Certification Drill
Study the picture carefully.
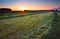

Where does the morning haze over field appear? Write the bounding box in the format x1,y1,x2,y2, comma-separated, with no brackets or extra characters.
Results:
0,0,60,10
0,0,60,39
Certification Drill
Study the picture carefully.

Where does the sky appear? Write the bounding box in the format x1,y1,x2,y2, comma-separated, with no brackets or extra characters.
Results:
0,0,60,10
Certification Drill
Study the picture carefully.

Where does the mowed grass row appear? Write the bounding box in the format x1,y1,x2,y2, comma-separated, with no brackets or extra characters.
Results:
0,12,53,39
20,13,54,39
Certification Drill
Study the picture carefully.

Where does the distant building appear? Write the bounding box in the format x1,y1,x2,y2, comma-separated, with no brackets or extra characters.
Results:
0,8,11,11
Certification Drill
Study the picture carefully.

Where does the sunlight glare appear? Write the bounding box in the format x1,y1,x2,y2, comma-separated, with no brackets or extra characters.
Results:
19,7,25,11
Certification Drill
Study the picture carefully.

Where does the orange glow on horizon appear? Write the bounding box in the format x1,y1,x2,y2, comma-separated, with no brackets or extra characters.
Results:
8,5,55,10
11,7,53,10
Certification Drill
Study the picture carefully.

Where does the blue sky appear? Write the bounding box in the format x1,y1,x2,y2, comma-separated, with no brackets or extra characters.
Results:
0,0,60,10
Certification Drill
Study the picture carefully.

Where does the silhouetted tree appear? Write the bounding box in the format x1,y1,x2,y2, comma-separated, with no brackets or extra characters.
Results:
0,8,11,11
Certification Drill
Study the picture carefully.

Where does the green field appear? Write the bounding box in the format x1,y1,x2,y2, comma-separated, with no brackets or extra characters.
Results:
0,11,60,39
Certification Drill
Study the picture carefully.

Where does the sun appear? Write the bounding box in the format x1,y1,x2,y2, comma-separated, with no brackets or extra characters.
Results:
19,7,25,11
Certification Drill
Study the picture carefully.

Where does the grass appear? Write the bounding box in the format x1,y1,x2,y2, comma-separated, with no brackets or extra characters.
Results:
0,11,60,39
42,11,60,39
